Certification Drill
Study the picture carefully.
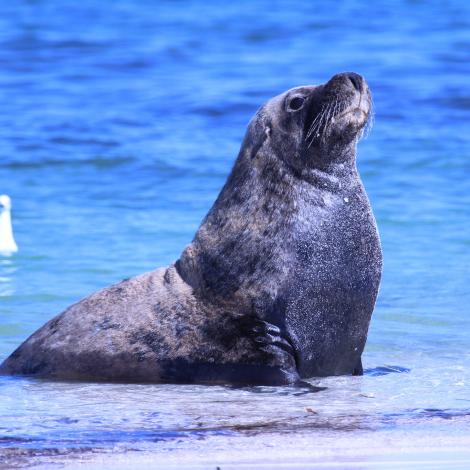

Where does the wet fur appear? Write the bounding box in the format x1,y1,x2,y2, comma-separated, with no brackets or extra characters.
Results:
0,73,382,385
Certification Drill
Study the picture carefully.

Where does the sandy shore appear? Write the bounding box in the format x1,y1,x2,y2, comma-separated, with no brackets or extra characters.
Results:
25,428,470,470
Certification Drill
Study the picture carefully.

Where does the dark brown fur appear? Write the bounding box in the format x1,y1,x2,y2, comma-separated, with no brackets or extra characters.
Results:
0,72,382,385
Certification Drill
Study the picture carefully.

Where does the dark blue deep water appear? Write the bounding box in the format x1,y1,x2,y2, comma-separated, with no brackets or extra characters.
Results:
0,1,469,468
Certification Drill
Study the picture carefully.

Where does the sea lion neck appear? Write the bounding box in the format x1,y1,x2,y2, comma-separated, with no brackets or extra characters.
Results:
310,139,357,168
295,140,358,189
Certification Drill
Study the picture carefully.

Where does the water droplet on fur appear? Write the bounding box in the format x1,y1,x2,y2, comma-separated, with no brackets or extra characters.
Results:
344,197,349,203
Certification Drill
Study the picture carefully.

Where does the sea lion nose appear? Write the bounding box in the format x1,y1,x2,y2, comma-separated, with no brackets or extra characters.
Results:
327,72,365,93
346,72,363,92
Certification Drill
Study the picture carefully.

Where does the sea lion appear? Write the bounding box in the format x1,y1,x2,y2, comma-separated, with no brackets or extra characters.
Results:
0,72,382,385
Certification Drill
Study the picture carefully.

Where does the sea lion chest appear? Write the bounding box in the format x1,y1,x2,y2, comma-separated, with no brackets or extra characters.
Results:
284,173,382,377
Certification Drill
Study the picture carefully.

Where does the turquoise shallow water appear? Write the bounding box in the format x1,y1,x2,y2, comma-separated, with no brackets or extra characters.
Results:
0,0,469,467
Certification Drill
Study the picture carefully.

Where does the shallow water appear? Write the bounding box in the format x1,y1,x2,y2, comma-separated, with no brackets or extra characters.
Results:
0,0,469,468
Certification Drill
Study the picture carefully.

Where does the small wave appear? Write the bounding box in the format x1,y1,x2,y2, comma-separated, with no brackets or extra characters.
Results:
2,36,110,53
1,156,135,170
436,96,470,110
48,136,119,148
381,408,470,426
365,365,411,377
190,102,256,118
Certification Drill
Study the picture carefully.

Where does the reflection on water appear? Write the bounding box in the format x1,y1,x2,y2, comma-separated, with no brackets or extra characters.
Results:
0,0,470,467
0,258,17,297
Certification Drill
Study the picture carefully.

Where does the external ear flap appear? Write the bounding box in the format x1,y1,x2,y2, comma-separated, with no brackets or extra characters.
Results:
240,109,271,161
250,126,270,159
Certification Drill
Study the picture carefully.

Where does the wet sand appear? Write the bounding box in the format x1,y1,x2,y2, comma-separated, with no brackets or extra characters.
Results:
7,426,469,470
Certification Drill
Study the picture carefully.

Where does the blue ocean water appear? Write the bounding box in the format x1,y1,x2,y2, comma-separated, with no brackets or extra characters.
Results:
0,0,469,467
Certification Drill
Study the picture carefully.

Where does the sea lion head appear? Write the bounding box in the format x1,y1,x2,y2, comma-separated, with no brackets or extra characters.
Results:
247,72,372,172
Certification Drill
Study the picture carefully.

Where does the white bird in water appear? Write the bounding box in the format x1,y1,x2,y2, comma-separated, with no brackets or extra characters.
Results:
0,195,18,255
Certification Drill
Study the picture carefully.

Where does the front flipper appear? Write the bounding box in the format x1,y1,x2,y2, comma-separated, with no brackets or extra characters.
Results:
250,319,300,385
353,356,363,376
156,317,299,386
253,321,295,356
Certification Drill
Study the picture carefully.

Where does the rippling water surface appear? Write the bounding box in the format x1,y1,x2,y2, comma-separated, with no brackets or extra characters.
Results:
0,1,469,468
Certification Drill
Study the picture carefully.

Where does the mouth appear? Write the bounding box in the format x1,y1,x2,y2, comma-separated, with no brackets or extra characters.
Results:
305,103,369,148
333,104,369,123
304,94,371,149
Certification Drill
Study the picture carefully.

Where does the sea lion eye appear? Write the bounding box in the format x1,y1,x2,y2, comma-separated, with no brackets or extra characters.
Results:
288,96,305,111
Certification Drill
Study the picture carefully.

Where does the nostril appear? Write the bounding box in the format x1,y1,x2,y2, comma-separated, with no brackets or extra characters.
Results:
347,73,362,92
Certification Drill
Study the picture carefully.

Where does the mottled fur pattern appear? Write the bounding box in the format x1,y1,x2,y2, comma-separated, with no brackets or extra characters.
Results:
0,72,382,385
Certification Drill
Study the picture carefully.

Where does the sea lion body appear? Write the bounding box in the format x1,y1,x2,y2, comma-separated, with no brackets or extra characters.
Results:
1,72,382,385
2,267,296,384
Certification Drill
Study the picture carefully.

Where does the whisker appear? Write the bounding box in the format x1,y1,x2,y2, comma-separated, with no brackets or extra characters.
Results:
321,100,337,144
306,115,324,146
318,107,331,144
318,101,334,144
307,103,331,148
360,95,375,141
306,106,325,139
